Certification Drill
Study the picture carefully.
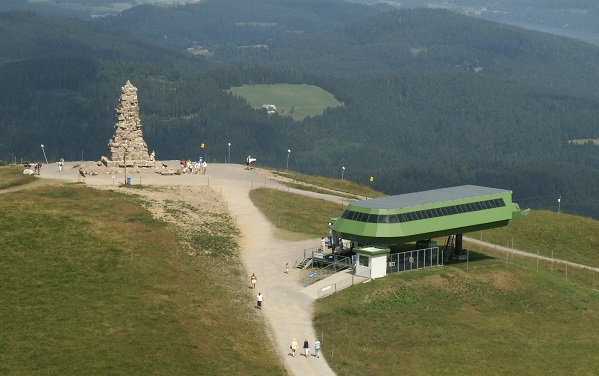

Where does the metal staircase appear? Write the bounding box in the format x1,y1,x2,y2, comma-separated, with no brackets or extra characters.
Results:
444,235,455,263
296,258,313,269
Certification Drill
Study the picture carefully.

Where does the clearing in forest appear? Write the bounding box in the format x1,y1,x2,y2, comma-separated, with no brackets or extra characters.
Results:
229,83,343,121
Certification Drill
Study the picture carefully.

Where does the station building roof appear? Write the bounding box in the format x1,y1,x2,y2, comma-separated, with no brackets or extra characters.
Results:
331,185,527,246
351,185,510,211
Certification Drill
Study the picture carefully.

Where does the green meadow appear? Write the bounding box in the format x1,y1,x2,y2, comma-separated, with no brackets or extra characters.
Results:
229,83,342,121
0,178,283,375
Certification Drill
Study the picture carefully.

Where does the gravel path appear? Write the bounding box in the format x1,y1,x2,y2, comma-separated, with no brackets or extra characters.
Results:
39,161,336,376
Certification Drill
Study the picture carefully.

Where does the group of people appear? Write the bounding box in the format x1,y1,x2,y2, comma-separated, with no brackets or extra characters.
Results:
33,162,42,175
290,338,321,358
251,273,322,359
180,159,207,174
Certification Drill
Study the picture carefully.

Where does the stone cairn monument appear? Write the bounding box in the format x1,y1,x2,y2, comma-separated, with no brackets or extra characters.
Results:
102,80,153,168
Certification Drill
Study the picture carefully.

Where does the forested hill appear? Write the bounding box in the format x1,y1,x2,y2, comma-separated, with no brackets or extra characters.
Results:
0,11,206,69
219,8,599,98
97,0,385,48
2,8,599,218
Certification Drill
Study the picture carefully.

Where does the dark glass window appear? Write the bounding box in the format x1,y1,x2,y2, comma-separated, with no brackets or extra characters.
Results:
367,214,378,223
355,212,364,222
398,214,407,222
486,200,497,208
441,207,449,216
341,210,349,218
389,214,400,223
480,201,488,209
475,202,484,210
456,205,464,213
378,215,389,223
426,209,434,218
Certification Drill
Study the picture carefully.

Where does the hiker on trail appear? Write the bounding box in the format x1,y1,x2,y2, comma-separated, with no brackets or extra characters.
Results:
251,273,257,289
303,339,310,357
314,339,321,358
256,292,263,309
290,339,298,357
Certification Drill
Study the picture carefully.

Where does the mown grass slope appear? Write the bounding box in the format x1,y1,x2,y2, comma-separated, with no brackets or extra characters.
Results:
0,184,283,375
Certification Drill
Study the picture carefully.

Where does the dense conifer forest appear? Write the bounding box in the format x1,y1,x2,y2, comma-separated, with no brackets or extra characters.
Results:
1,3,599,218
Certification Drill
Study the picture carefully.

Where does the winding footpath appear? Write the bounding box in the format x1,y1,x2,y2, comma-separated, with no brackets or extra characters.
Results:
39,161,336,376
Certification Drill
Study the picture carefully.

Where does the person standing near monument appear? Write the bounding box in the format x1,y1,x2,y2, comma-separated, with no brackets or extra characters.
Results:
251,273,257,289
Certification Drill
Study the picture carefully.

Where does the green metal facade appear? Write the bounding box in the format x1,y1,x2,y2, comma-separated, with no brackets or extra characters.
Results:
331,185,526,246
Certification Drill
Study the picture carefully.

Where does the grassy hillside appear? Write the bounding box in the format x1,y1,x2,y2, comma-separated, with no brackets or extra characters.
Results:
0,183,283,375
313,262,599,375
229,84,342,121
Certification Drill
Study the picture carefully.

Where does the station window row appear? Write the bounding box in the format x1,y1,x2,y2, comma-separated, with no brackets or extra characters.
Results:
339,198,506,224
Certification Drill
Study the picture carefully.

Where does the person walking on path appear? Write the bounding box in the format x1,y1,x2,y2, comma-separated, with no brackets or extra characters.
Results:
256,292,263,309
285,262,289,274
290,339,298,357
314,339,321,358
251,273,257,289
303,339,310,358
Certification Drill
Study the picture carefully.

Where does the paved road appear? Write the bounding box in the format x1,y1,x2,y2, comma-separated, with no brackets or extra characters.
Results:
39,161,337,376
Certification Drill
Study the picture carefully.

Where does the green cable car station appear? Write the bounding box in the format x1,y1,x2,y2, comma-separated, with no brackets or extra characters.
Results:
328,185,529,279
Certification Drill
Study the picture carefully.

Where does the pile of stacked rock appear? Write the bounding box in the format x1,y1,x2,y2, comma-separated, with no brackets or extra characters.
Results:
102,80,153,168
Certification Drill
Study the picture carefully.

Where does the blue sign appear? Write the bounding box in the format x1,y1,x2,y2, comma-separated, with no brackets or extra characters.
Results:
308,272,317,278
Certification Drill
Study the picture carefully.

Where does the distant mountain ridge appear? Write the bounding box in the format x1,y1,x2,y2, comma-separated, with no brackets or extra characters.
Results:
1,7,599,218
219,9,599,97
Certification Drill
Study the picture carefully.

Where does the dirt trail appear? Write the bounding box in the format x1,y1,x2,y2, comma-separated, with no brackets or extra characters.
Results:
37,161,336,376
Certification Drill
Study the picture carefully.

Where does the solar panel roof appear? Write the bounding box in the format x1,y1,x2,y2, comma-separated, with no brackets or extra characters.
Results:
350,185,510,210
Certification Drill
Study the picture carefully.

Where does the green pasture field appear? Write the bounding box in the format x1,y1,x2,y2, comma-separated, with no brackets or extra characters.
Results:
270,169,384,200
229,84,342,121
249,186,599,375
249,187,344,240
0,184,283,375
